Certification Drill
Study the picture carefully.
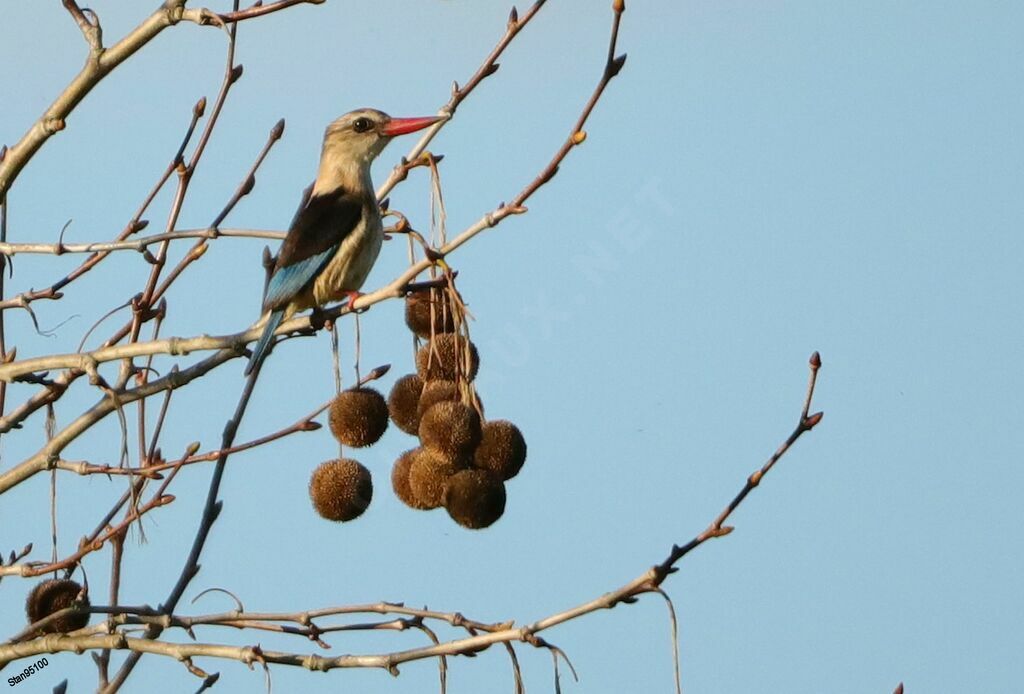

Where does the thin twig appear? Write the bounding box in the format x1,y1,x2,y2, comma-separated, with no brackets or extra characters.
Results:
0,0,625,501
104,354,264,691
652,587,682,694
109,119,285,351
0,193,7,418
0,229,286,258
0,98,205,313
0,98,208,437
375,0,548,201
217,0,326,24
0,1,621,383
0,348,239,494
127,14,243,351
0,490,174,578
62,0,103,52
0,2,192,196
3,344,821,672
651,353,824,583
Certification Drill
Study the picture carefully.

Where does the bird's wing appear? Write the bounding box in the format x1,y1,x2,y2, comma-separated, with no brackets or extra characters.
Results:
263,185,364,311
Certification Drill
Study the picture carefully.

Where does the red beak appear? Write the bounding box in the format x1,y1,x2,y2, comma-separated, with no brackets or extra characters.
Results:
381,115,443,137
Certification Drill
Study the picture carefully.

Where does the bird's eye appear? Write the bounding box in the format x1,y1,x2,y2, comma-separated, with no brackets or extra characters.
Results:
352,117,372,133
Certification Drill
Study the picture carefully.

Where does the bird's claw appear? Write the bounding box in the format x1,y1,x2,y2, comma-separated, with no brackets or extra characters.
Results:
309,307,328,330
345,290,366,313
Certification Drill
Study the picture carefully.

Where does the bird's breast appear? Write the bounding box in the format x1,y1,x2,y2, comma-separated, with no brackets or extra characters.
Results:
311,205,383,306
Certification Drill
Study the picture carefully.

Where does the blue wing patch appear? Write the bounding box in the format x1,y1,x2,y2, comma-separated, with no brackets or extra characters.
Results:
246,309,284,375
263,246,337,311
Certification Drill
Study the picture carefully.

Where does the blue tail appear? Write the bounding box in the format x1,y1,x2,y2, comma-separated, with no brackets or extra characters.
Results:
246,310,284,375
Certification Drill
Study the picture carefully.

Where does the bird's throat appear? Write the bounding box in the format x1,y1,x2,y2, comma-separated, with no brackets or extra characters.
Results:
313,147,374,198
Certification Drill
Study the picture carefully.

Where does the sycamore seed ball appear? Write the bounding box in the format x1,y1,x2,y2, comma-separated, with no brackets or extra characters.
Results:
388,373,424,435
474,420,527,481
417,381,484,420
405,289,456,339
415,334,480,382
329,387,389,448
443,469,506,529
408,448,466,509
392,448,433,510
309,459,372,521
418,401,482,462
417,380,458,418
26,579,89,633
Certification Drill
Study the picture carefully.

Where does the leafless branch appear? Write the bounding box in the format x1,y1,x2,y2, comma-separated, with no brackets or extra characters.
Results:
0,97,206,313
217,0,327,24
59,364,388,478
0,2,227,197
1,353,823,680
62,0,103,53
0,3,810,692
0,0,625,389
0,347,238,494
0,229,286,258
375,0,548,200
0,442,199,579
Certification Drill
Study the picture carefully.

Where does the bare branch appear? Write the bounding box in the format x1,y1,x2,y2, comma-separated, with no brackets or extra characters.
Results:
0,443,199,579
1,353,823,680
0,184,8,419
0,278,437,383
375,0,548,200
62,0,103,53
0,98,203,312
0,0,624,384
217,0,327,24
0,348,239,494
0,2,190,196
0,229,286,258
0,491,174,579
0,4,708,693
73,364,387,478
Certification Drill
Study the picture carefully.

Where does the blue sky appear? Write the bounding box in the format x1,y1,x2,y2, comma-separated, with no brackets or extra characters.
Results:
2,1,1023,692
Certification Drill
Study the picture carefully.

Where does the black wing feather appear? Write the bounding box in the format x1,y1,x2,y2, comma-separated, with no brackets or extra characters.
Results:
261,185,364,312
275,184,364,270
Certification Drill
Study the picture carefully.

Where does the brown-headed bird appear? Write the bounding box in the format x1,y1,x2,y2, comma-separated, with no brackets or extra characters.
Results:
246,109,441,374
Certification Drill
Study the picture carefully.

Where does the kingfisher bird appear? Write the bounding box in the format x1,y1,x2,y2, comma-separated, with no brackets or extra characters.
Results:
246,108,442,374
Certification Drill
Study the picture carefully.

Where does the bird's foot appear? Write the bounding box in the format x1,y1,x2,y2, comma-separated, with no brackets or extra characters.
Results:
344,290,365,313
309,307,328,331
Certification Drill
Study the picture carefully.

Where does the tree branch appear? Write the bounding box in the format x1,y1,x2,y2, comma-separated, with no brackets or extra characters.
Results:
0,0,625,385
217,0,326,24
0,347,239,494
0,229,286,258
0,2,189,197
62,0,103,53
375,0,548,201
0,97,207,315
0,352,823,673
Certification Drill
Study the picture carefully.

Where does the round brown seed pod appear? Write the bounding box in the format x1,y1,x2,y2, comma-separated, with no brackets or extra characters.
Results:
408,448,466,509
418,400,482,462
309,459,372,521
329,387,389,448
417,380,459,419
392,448,433,510
388,374,425,435
405,289,456,339
415,334,479,382
474,420,527,480
443,469,506,529
26,579,89,633
417,381,484,420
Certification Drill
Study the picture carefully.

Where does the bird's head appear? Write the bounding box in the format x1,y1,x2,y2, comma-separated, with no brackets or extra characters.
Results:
317,109,442,192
